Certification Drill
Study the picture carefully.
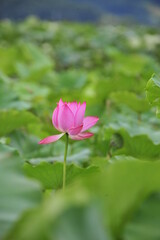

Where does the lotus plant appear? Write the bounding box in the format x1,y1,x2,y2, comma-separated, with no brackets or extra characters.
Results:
39,99,99,190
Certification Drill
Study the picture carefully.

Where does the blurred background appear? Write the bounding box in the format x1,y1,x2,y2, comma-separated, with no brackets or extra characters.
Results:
1,1,160,240
0,0,160,25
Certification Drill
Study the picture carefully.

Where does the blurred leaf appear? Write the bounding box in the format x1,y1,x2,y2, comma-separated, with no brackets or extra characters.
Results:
124,193,160,240
56,70,87,90
0,79,30,110
13,81,50,102
15,43,53,82
5,185,91,240
0,144,42,239
110,91,149,113
29,148,91,165
90,157,109,169
52,204,108,240
110,53,151,75
0,110,40,136
104,159,160,239
0,47,17,75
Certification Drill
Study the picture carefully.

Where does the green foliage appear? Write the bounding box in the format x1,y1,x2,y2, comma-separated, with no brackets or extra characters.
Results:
0,144,42,239
110,91,149,113
5,186,109,240
104,159,160,239
146,74,160,118
0,18,160,240
24,162,98,190
124,194,160,240
146,74,160,106
0,110,40,136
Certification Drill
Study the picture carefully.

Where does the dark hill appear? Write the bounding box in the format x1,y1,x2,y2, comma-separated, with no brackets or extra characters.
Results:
0,0,160,25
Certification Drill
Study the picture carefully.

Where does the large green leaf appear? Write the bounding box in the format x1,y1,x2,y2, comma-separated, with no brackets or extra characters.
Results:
105,124,160,160
24,162,98,190
0,144,42,239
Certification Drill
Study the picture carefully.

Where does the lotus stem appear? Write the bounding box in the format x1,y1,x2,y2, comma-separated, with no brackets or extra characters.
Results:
63,133,69,190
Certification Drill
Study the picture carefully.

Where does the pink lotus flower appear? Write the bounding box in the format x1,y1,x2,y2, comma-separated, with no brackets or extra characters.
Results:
39,99,99,144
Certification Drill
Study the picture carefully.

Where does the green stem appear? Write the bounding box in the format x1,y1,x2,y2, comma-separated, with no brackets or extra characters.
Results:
63,133,69,191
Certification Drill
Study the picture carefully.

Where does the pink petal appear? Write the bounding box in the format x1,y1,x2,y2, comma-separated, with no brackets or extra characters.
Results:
68,101,78,115
81,116,99,132
58,104,74,132
38,133,64,144
52,106,59,130
68,125,83,135
58,98,64,107
52,99,64,130
69,132,93,140
74,102,86,127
